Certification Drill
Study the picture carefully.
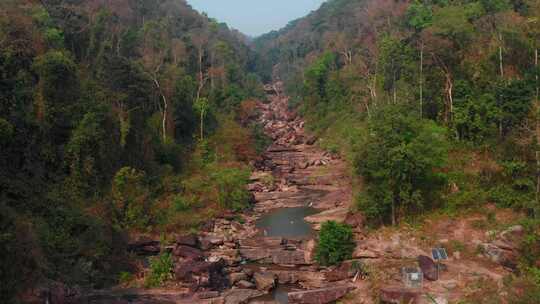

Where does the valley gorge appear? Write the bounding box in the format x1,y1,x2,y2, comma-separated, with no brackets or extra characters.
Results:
2,1,540,304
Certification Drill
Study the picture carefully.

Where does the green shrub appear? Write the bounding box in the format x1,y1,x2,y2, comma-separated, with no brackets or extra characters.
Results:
111,167,150,229
489,185,532,209
0,118,14,144
356,104,448,225
508,274,540,304
315,221,355,266
144,252,173,288
519,219,540,267
250,123,272,154
118,271,133,284
172,195,192,212
211,166,251,211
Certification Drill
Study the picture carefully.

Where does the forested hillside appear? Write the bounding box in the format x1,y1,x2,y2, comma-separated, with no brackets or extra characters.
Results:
254,0,540,301
3,0,540,302
0,0,265,301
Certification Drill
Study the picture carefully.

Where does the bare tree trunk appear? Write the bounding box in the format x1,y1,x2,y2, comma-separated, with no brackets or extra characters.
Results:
341,50,352,65
198,48,204,91
420,42,424,118
433,54,453,124
391,196,396,226
153,78,168,142
392,58,397,104
533,48,540,218
162,96,168,142
200,109,204,141
533,149,540,218
499,33,504,78
364,97,371,119
534,49,539,107
210,51,215,90
447,75,453,123
443,73,453,124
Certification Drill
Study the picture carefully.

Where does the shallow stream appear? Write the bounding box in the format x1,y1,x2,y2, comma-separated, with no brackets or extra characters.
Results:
255,206,318,238
253,206,319,303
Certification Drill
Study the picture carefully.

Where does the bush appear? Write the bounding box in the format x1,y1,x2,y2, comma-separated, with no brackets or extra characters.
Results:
250,123,272,154
172,195,192,212
211,166,251,211
111,167,150,229
315,221,355,266
144,252,173,288
356,105,448,225
118,271,133,284
508,274,540,304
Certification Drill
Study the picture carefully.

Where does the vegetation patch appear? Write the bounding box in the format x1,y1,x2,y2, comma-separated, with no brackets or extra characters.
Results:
316,221,355,266
144,252,173,288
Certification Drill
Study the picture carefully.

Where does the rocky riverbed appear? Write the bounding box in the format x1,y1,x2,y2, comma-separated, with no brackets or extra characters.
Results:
28,83,526,304
42,82,358,304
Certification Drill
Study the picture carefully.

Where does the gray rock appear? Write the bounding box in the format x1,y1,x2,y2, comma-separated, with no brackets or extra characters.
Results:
176,234,198,248
229,272,248,284
200,236,225,250
270,249,307,265
379,286,420,304
243,268,255,277
236,280,256,289
288,285,355,304
173,245,204,260
344,212,364,229
239,248,270,261
418,255,438,281
198,291,220,299
253,272,276,292
223,289,263,304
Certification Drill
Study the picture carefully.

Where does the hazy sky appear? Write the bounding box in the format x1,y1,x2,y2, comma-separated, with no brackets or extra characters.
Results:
187,0,327,37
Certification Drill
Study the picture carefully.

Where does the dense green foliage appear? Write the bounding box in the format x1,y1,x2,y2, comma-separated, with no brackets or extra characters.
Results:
255,0,540,299
3,0,540,301
315,221,355,266
357,105,449,225
255,0,540,218
0,0,262,301
144,252,174,288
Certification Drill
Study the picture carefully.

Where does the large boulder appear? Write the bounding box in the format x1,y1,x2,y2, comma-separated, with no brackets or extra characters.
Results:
127,236,160,256
418,255,438,281
379,287,421,304
325,262,356,282
28,281,81,304
303,239,317,264
253,272,276,292
197,291,220,299
236,280,256,289
174,259,229,291
480,243,519,270
223,289,263,304
344,212,364,229
481,225,524,271
270,249,308,265
176,234,199,248
173,245,204,260
200,236,225,251
306,136,317,146
239,248,270,262
229,272,248,284
352,247,379,259
288,286,355,304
